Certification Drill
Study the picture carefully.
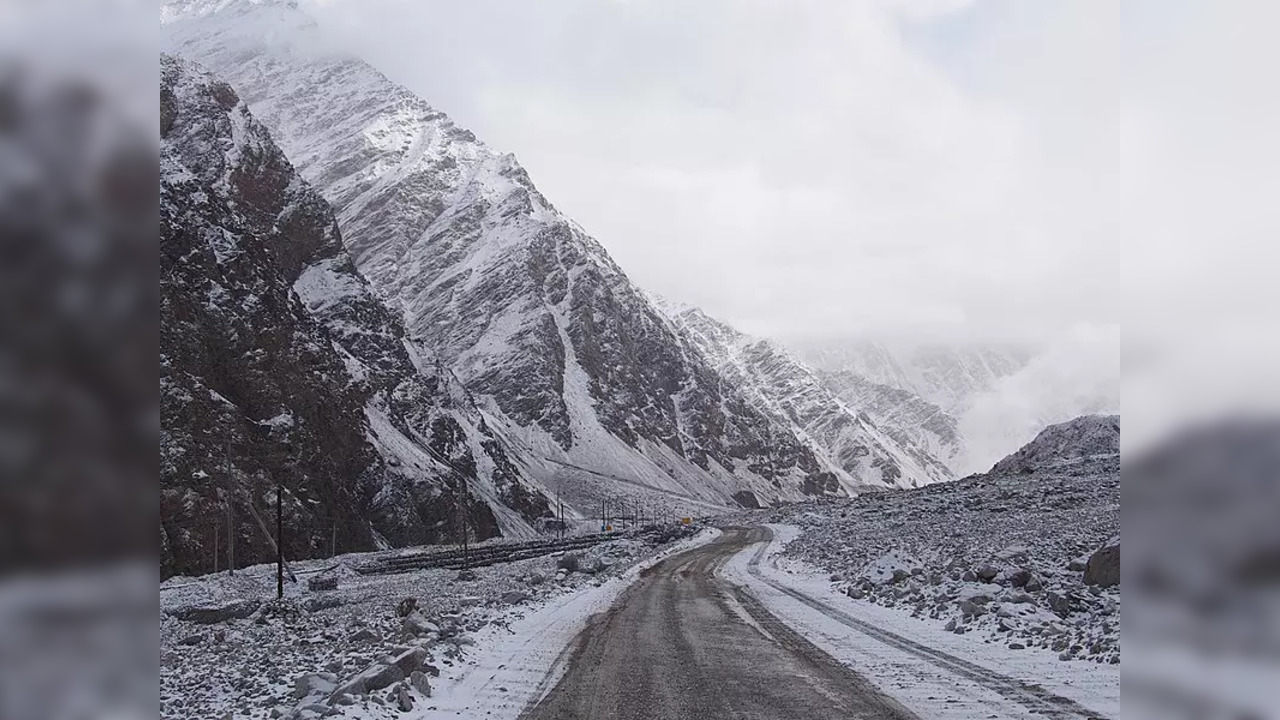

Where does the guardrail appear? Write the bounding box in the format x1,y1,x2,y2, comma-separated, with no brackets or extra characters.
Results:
354,531,625,575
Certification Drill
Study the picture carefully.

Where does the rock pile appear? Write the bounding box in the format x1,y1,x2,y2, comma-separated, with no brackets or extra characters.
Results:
765,418,1120,664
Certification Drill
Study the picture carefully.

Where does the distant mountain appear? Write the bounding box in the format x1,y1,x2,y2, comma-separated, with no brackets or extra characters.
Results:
162,0,848,513
987,414,1120,476
656,302,954,489
160,55,553,577
792,338,1032,416
815,369,963,472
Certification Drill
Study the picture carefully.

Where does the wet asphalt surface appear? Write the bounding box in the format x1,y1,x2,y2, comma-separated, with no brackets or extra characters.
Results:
519,526,920,720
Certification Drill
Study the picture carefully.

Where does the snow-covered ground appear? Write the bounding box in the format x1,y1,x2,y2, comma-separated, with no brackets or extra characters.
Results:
722,525,1119,719
159,527,714,720
743,447,1120,667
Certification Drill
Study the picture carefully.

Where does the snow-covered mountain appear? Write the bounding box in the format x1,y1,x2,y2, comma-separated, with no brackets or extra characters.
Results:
162,0,850,513
815,369,963,472
793,335,1118,474
656,302,953,489
793,338,1032,416
161,55,554,577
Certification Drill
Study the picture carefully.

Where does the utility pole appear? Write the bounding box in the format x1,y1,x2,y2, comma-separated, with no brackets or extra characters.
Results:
276,479,283,600
224,441,235,575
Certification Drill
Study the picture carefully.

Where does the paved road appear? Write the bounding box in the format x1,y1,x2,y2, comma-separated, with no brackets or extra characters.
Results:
519,526,920,720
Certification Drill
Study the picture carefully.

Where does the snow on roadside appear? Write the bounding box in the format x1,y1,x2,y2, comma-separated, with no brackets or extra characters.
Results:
721,525,1119,720
160,527,716,720
419,527,722,719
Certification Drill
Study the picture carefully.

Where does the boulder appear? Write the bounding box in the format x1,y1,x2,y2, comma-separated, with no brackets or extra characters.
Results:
331,663,404,701
1083,540,1120,587
409,670,432,697
975,564,1001,582
527,572,546,586
292,673,337,700
557,553,581,573
396,684,414,712
1046,591,1074,616
307,575,338,592
1006,569,1032,588
395,597,417,617
304,595,344,612
349,627,378,644
501,590,531,605
959,600,987,617
400,611,438,637
391,647,429,676
171,599,261,624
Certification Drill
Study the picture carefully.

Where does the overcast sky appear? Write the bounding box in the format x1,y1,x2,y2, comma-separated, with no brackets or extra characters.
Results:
302,0,1274,349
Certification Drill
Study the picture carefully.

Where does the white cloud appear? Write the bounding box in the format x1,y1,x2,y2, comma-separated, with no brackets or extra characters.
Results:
299,0,1276,355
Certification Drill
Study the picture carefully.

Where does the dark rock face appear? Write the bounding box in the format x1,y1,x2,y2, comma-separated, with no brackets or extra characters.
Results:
161,55,381,577
732,491,763,509
160,56,550,578
1083,539,1120,587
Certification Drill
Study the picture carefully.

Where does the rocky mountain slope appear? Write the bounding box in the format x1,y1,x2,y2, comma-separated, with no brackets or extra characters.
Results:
161,55,554,578
988,414,1120,475
793,338,1031,416
657,301,953,489
816,369,963,472
162,0,854,511
758,414,1121,665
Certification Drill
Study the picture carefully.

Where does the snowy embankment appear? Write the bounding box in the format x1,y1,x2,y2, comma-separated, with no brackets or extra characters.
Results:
160,527,718,720
721,525,1119,720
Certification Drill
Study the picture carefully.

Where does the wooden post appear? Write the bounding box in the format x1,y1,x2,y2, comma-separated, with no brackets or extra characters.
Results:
276,480,283,600
225,441,235,575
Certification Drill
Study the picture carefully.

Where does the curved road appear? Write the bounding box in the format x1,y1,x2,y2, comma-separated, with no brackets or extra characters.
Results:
519,526,920,720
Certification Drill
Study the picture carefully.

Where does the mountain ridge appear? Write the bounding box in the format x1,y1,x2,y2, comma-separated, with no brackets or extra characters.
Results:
162,0,909,514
